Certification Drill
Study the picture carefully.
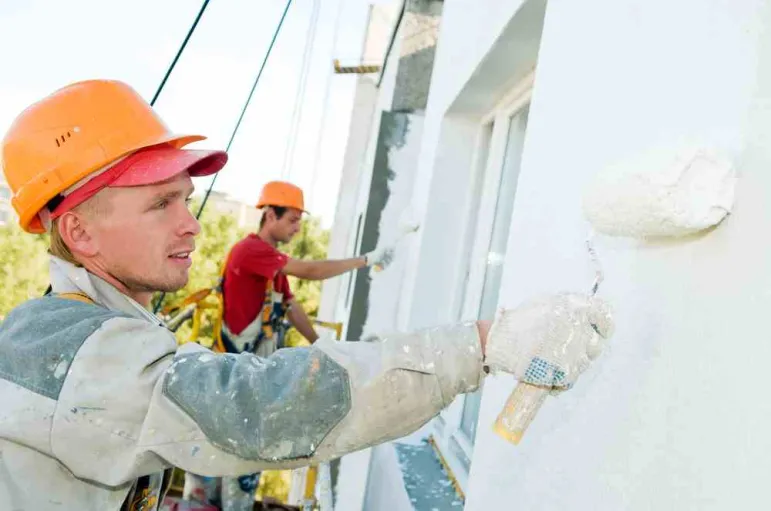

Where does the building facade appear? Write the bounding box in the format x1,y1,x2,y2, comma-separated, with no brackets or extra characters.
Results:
321,0,771,509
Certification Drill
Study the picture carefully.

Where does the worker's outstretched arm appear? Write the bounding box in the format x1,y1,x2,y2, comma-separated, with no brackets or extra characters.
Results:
282,256,366,280
282,243,397,280
49,314,485,483
286,298,319,343
50,293,610,485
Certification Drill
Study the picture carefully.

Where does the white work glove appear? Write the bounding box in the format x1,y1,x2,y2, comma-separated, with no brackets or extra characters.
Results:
483,292,614,391
363,245,396,270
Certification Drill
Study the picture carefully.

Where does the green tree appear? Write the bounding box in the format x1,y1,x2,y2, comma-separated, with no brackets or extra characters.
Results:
0,223,50,319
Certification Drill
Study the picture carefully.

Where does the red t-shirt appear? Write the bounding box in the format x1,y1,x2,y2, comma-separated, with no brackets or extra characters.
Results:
222,234,294,335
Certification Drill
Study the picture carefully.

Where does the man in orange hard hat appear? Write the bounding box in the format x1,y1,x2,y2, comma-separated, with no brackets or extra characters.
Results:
0,79,613,511
222,180,395,353
183,180,398,509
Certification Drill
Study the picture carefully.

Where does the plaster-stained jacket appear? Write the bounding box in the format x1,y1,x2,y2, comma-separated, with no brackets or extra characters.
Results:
0,257,483,510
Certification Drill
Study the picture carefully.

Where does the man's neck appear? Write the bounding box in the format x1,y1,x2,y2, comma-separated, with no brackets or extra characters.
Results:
80,261,152,309
127,290,153,309
257,228,278,247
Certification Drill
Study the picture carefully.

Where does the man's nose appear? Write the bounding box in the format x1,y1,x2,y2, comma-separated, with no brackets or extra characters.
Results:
180,206,201,237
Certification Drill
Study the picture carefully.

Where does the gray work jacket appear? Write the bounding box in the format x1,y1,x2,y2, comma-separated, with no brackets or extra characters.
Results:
0,257,483,510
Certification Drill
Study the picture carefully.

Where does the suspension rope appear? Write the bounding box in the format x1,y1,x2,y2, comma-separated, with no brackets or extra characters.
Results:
151,0,212,106
153,0,294,314
194,0,293,222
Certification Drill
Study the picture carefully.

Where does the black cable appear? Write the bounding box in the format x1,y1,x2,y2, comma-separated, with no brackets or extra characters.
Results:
195,0,293,221
153,0,293,314
43,0,212,298
151,0,212,106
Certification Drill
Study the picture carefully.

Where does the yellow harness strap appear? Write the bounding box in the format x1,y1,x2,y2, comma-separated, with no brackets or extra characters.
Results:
55,292,96,305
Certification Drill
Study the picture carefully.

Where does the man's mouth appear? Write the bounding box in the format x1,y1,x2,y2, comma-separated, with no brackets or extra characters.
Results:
168,249,194,265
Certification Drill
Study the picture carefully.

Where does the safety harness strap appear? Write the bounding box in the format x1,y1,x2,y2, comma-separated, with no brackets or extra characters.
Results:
55,292,96,305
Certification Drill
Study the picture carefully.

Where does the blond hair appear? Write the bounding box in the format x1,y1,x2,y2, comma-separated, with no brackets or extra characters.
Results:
48,218,82,267
46,192,109,267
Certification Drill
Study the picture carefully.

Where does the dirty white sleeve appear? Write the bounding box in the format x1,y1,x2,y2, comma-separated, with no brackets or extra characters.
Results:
51,318,483,483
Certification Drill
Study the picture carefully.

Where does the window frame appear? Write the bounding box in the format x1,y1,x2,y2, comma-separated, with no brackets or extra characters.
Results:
431,71,535,488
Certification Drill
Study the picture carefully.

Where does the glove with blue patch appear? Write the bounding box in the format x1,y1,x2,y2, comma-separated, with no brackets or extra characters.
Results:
483,292,614,391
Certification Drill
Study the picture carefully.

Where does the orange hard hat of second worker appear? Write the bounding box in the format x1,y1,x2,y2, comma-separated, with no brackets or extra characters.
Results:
1,79,228,233
256,181,306,212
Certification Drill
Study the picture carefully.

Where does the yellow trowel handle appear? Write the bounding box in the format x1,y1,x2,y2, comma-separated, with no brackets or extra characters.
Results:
493,382,550,445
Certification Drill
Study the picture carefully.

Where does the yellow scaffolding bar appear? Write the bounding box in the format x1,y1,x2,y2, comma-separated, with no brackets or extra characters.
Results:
333,59,381,74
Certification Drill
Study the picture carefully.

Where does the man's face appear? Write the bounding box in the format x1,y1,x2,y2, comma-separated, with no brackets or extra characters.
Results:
269,207,303,243
83,172,200,294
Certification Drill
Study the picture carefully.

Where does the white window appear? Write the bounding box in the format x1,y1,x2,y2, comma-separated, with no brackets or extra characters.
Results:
0,185,10,201
432,73,533,486
459,104,529,443
477,106,529,321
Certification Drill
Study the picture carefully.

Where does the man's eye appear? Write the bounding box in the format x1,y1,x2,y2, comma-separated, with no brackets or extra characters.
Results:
156,200,168,210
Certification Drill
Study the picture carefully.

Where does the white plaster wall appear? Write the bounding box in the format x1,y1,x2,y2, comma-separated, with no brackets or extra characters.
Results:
362,3,403,63
361,113,424,340
464,0,771,509
423,0,530,115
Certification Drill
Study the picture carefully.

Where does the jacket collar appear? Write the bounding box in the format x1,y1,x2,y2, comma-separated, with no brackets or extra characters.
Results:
48,256,162,325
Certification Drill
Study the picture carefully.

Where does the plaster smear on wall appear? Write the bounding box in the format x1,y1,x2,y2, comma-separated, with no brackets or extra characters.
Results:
361,113,424,341
583,147,737,238
347,111,425,342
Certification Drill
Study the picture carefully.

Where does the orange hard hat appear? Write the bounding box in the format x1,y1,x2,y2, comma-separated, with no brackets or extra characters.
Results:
256,181,306,211
1,79,208,233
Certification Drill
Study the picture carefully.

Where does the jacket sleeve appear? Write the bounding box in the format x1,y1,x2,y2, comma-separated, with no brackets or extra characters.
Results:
51,317,483,484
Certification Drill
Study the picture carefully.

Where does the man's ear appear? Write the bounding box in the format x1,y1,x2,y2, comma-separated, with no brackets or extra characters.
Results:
58,212,99,258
